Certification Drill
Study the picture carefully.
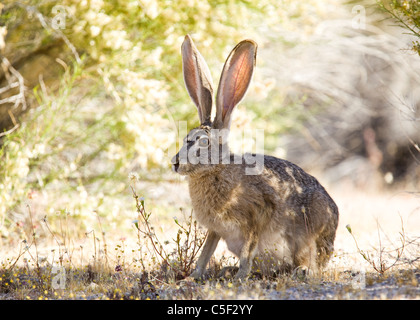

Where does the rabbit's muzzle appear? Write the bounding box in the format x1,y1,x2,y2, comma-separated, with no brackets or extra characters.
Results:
171,142,191,174
171,127,214,175
171,153,180,173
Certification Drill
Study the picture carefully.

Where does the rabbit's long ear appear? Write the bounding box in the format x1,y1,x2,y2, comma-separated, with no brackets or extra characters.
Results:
214,40,257,130
182,35,214,125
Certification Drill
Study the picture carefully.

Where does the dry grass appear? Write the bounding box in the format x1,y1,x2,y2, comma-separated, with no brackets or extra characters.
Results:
0,179,419,300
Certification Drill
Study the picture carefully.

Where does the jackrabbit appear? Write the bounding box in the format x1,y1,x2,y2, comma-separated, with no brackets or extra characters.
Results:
171,35,339,280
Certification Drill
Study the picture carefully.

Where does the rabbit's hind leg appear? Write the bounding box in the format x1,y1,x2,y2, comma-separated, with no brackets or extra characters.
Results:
315,225,337,269
293,238,319,276
308,191,339,270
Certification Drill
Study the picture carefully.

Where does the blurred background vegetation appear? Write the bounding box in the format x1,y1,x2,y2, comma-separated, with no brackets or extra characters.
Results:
379,0,420,54
0,0,419,242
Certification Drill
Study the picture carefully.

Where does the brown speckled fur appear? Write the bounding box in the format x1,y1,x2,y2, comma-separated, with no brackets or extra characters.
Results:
172,35,339,280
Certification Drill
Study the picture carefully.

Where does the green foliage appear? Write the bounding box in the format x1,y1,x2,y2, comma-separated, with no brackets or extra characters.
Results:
0,62,127,235
0,0,326,237
379,0,420,55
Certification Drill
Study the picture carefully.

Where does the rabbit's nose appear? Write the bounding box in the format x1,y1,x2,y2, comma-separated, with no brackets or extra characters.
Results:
171,154,179,165
171,154,180,172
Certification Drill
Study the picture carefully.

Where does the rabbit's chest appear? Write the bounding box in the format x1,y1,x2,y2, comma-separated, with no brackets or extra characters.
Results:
189,189,236,227
188,177,239,221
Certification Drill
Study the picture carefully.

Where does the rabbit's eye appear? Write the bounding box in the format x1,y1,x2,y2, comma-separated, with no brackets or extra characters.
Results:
198,136,209,147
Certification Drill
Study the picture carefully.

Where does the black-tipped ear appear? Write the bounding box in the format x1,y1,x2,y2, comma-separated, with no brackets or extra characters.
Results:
214,39,257,130
181,35,214,125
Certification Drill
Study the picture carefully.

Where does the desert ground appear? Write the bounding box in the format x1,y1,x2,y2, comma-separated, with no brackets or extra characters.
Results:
1,177,419,300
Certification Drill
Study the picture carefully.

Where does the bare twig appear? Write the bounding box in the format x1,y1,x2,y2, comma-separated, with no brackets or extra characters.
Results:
95,211,110,269
21,4,81,64
0,123,19,137
130,183,207,279
26,203,45,288
6,240,31,273
130,185,171,269
0,55,27,110
346,216,408,275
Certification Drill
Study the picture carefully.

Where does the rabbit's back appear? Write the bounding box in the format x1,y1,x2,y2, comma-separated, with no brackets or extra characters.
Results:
262,155,338,221
258,155,339,270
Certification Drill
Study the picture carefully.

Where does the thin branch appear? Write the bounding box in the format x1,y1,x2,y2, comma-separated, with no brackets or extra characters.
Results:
0,55,27,110
0,123,19,137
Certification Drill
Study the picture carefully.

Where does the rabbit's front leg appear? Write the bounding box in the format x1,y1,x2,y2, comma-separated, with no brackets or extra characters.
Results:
235,232,258,280
190,231,220,280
